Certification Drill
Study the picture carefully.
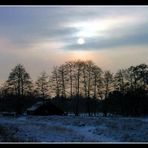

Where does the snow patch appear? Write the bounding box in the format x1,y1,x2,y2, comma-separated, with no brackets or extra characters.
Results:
0,115,148,142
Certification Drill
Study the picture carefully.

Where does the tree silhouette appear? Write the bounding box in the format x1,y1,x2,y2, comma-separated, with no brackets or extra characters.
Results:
35,71,50,98
0,61,147,117
103,71,113,99
6,64,32,96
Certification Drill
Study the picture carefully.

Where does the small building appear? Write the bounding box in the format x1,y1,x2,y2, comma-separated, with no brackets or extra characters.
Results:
26,101,64,116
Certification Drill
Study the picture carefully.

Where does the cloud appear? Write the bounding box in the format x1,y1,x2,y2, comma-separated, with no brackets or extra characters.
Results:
0,6,148,52
0,6,148,84
64,20,148,51
0,6,148,50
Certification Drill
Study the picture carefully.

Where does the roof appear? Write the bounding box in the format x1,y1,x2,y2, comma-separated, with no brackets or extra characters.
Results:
27,101,44,112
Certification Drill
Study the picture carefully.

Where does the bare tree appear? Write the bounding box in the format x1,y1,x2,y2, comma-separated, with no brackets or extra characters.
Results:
65,61,74,97
35,71,50,98
103,70,113,99
86,61,93,98
134,64,148,90
92,64,102,99
6,64,32,96
114,69,126,93
49,66,60,98
73,60,84,116
58,64,67,98
82,62,87,98
73,60,84,97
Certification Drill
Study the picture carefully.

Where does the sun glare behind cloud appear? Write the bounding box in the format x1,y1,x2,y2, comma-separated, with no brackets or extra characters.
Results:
77,37,85,45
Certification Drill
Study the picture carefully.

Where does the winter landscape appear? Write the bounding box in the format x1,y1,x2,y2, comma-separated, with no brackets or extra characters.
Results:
0,6,148,143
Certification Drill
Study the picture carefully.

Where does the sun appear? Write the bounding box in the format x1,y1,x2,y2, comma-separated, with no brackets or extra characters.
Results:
77,37,85,45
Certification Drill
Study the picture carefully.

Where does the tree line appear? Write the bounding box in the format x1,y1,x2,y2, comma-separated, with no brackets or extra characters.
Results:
0,60,148,116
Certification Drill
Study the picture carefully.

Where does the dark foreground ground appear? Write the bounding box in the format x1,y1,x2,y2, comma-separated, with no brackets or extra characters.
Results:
0,115,148,143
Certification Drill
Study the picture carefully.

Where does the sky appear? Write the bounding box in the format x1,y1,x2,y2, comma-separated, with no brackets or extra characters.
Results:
0,6,148,84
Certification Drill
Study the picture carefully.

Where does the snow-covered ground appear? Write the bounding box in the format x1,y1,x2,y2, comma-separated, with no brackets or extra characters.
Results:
0,115,148,143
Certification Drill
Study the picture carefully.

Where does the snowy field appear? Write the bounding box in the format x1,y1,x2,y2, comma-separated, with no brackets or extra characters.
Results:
0,115,148,143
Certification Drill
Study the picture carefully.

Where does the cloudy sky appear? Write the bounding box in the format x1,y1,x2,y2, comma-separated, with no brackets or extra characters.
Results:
0,6,148,84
